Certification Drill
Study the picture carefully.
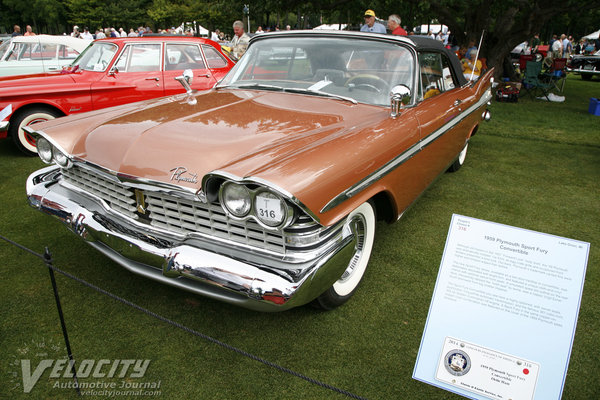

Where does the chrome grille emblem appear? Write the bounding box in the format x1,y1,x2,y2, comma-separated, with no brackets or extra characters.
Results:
170,166,198,184
135,189,147,214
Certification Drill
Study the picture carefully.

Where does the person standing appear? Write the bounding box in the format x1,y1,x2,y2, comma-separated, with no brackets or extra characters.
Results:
81,27,93,40
360,10,386,34
551,35,562,58
231,20,250,60
561,34,571,57
387,15,407,36
24,25,35,36
11,25,22,36
530,33,541,53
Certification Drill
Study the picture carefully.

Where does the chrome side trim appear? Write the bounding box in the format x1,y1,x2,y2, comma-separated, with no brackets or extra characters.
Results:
320,89,492,214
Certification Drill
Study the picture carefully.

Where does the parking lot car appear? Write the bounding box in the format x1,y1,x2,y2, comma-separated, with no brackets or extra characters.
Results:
26,31,493,311
0,36,234,155
567,49,600,80
0,35,91,77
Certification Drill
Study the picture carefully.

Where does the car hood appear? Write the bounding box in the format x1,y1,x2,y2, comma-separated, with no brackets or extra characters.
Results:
36,89,389,218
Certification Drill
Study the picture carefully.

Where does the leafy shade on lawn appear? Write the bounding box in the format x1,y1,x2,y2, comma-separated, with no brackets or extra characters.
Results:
0,75,598,399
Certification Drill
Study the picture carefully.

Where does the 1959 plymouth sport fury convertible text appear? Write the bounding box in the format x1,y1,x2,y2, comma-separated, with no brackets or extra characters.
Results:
26,31,493,311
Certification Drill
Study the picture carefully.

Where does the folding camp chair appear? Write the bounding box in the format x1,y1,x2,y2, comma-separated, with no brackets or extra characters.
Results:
543,58,568,92
518,54,533,73
521,61,553,101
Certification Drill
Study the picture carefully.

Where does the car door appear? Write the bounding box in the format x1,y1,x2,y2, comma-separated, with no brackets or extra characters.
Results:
413,51,471,180
91,42,164,109
163,43,217,95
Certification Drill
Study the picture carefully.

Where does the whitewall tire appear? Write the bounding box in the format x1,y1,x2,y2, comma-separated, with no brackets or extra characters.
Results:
10,108,61,156
314,201,376,309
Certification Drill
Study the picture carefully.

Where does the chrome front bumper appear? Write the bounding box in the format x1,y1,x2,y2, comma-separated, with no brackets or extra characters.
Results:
27,166,356,311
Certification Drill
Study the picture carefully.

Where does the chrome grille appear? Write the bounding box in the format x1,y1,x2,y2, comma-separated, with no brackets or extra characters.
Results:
145,192,286,253
62,167,137,219
59,165,323,255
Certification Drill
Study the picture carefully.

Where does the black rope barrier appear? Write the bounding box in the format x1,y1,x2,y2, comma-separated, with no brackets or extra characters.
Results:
0,234,368,400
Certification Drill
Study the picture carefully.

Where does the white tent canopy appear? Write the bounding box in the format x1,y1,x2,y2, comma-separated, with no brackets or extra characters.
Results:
313,24,347,30
176,22,209,36
583,30,599,40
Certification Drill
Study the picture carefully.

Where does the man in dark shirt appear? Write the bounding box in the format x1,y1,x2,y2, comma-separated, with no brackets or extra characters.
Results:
11,25,22,37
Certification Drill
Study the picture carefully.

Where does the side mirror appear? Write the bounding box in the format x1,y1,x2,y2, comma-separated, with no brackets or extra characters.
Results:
175,69,194,94
390,84,411,119
108,66,119,76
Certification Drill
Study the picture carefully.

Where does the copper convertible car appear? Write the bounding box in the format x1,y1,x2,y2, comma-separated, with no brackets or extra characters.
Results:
26,31,493,311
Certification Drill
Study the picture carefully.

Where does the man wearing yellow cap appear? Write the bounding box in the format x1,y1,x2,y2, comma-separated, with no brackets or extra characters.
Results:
360,9,386,33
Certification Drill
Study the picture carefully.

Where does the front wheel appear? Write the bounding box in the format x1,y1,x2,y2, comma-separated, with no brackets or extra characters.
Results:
581,73,593,81
9,107,61,156
314,201,376,310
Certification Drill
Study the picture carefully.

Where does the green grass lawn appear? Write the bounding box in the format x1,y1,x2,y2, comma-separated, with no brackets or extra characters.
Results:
1,75,598,399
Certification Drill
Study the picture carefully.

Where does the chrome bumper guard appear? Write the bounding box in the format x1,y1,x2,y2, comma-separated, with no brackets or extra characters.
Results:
0,120,9,132
27,166,356,311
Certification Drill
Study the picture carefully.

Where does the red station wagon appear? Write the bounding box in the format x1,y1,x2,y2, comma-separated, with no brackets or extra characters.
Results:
0,36,234,155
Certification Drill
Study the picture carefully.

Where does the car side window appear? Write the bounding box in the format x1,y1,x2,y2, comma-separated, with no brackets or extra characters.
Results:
441,55,458,90
165,44,206,71
7,43,37,61
115,44,161,72
202,45,228,68
418,52,444,100
58,45,81,60
418,52,459,101
35,43,57,60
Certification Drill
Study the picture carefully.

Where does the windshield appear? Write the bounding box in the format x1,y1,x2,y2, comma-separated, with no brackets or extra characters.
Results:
218,36,414,106
71,42,118,71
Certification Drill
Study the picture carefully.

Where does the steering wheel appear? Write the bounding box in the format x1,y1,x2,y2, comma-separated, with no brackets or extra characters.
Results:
345,74,389,93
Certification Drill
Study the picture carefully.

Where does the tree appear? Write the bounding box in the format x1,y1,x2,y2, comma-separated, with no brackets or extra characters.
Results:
426,0,600,78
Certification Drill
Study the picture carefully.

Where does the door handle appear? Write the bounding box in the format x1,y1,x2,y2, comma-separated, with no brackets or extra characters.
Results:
453,99,462,106
145,77,160,81
197,74,210,78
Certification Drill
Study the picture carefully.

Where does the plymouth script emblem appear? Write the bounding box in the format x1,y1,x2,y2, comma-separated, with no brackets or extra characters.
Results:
170,167,199,184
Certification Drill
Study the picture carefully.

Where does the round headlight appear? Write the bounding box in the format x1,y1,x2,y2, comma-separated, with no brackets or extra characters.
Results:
54,151,71,168
221,182,251,217
37,137,53,163
254,191,286,227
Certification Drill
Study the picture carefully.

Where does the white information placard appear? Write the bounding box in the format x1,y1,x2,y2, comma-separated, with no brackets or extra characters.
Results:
413,215,589,400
